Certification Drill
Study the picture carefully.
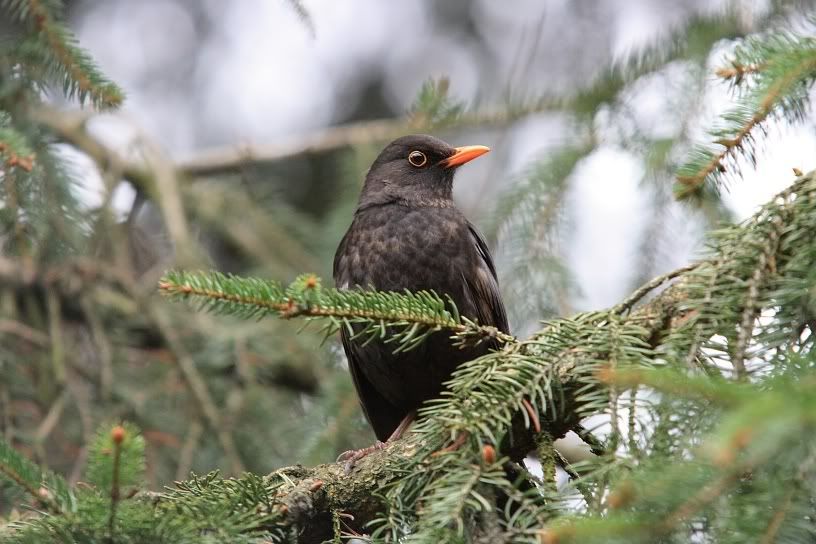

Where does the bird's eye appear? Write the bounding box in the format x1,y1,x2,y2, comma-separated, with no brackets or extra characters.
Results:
408,150,427,167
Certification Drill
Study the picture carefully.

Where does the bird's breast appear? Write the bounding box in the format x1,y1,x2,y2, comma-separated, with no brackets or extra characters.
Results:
340,206,470,294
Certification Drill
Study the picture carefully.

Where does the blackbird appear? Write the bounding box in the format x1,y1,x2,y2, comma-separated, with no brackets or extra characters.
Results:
334,134,509,450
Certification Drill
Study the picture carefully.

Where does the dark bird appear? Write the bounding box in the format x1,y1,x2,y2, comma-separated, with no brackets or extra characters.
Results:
333,134,509,456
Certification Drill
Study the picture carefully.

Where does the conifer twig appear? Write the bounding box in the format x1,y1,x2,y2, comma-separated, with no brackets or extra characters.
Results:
107,426,125,542
676,37,816,197
573,423,606,457
613,262,701,315
0,440,63,513
147,306,246,475
759,487,795,544
715,62,763,81
0,138,35,171
26,0,123,108
158,271,517,347
732,202,786,379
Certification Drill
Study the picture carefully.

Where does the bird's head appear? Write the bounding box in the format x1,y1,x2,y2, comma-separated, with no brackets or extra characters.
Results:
357,134,489,209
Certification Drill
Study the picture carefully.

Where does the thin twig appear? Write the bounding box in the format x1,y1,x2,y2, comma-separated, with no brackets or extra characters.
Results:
28,108,153,192
535,431,557,495
0,386,10,442
0,319,49,345
627,387,639,458
677,56,816,192
107,428,123,542
38,101,558,182
176,104,557,176
45,289,66,386
759,487,795,544
147,306,245,474
554,449,594,506
613,262,701,315
573,423,606,457
175,420,203,481
80,295,114,400
715,62,764,81
654,469,742,535
732,206,786,380
34,390,68,445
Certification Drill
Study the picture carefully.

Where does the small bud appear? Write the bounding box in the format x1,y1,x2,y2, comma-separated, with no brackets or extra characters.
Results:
731,427,753,450
481,444,496,465
595,364,615,383
711,446,735,468
37,487,52,500
304,275,318,289
607,480,635,509
539,529,559,544
17,156,34,172
111,425,126,445
793,167,803,177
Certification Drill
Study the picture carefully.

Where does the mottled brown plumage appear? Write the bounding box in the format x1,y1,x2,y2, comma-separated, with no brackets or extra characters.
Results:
333,135,509,442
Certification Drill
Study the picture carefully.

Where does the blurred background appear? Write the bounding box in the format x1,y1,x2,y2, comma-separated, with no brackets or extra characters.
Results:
2,0,815,504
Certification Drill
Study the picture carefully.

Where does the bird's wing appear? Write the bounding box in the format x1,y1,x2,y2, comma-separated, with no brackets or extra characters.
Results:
463,221,510,334
334,228,404,441
339,328,405,441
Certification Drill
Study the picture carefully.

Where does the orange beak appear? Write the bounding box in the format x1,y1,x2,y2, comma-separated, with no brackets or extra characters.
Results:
442,145,490,168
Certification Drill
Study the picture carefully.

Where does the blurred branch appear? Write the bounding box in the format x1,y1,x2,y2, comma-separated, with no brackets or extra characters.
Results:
676,33,816,198
37,101,558,181
177,117,408,176
145,305,245,475
30,107,193,253
28,108,153,192
715,62,763,81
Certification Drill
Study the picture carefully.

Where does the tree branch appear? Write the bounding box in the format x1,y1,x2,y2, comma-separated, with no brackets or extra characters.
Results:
210,263,701,542
34,103,558,181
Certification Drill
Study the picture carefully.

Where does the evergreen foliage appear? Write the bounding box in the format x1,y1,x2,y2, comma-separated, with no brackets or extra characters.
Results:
2,1,816,543
677,30,816,198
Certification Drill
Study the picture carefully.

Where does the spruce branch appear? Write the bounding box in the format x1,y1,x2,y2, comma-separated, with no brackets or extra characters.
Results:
0,436,71,514
759,487,795,544
176,103,557,177
107,426,125,542
612,262,702,315
158,270,517,349
5,169,816,542
9,0,124,108
147,170,816,541
715,62,763,83
676,32,816,198
0,127,35,172
731,198,786,379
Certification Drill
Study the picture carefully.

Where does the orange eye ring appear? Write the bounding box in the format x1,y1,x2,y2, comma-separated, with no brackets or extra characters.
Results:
408,150,427,167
